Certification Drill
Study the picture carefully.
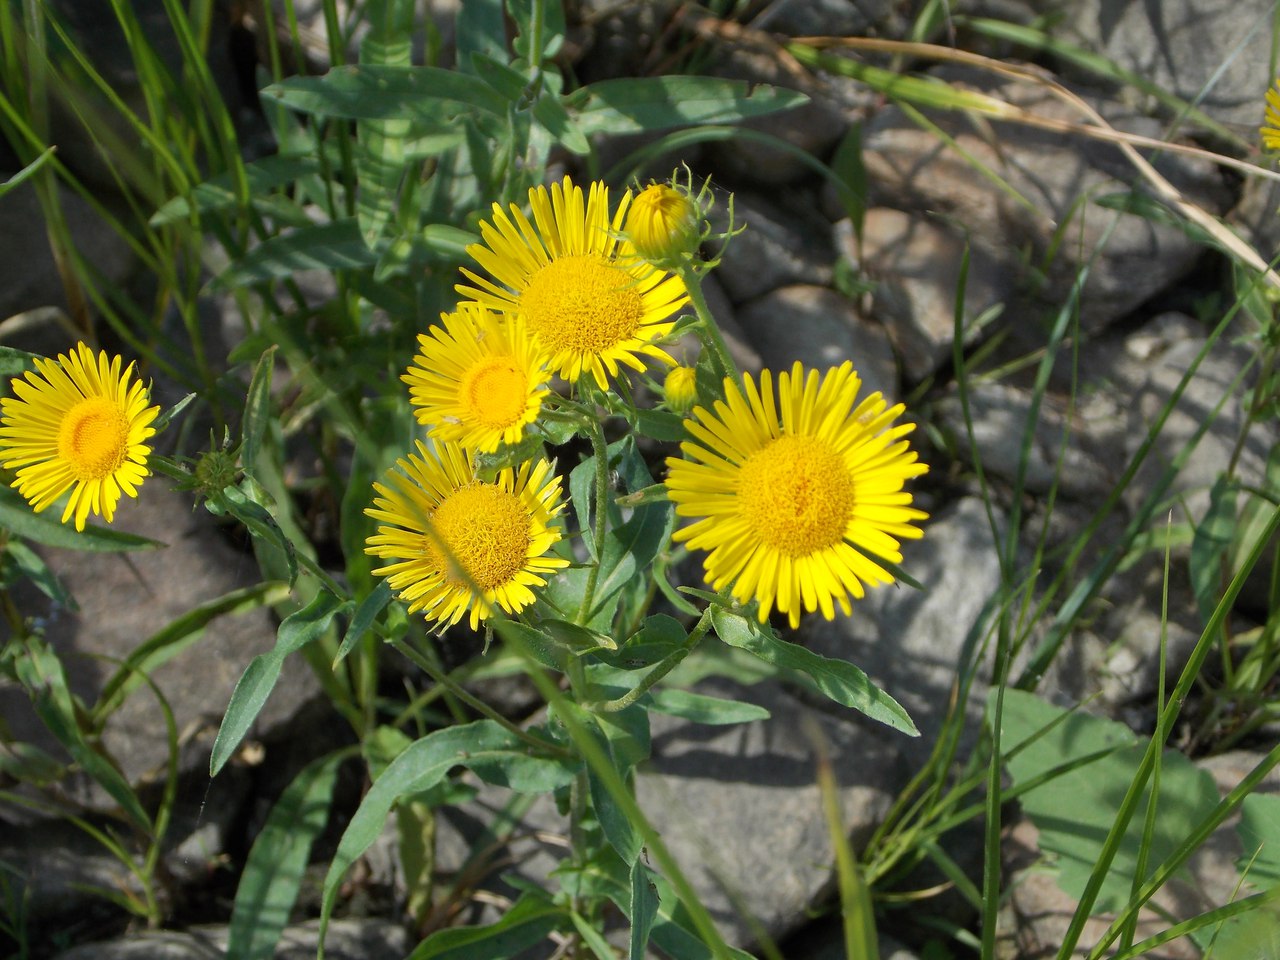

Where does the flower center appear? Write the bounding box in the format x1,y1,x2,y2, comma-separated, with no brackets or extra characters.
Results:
58,397,131,481
461,356,529,429
520,255,643,355
425,482,531,590
736,435,855,557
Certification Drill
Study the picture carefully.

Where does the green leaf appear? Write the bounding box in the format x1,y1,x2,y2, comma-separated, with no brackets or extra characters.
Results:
15,640,150,831
210,589,349,776
647,688,770,725
263,65,507,121
590,764,643,865
227,752,344,960
1190,476,1238,627
456,0,507,70
150,154,322,226
320,721,578,951
241,346,277,481
570,453,600,561
1237,794,1280,887
4,538,74,609
0,345,39,378
998,689,1220,914
405,891,563,959
541,617,618,654
0,485,163,551
629,856,658,960
491,617,568,671
572,76,809,136
212,220,380,289
711,607,918,735
635,408,687,442
0,147,56,199
208,485,298,586
333,580,392,667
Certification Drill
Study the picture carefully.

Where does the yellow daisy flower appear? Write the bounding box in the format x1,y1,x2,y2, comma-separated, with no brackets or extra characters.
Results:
1262,79,1280,151
456,175,689,391
0,342,159,531
664,361,928,629
365,440,569,630
403,305,551,453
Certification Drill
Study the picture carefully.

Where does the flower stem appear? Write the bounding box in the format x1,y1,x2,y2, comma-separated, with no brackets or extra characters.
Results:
677,262,738,383
588,607,713,713
575,409,611,628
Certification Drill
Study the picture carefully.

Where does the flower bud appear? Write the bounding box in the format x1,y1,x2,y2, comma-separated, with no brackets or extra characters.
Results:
626,183,698,263
663,365,699,413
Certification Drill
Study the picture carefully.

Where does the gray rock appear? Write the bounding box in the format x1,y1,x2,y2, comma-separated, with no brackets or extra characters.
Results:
749,0,903,37
799,495,1005,763
702,45,861,187
433,678,909,949
851,208,1013,383
936,381,1116,499
1050,0,1276,133
0,763,252,926
736,283,898,398
53,918,410,960
0,484,323,814
711,192,835,304
862,68,1231,333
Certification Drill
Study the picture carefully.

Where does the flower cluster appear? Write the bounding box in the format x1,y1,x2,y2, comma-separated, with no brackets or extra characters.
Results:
367,175,690,628
369,174,929,631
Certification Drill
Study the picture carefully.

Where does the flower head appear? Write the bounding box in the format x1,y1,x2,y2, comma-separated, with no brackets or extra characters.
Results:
456,176,688,391
404,305,551,453
664,361,927,628
663,365,699,414
626,182,698,263
1263,79,1280,152
365,440,568,630
0,342,159,531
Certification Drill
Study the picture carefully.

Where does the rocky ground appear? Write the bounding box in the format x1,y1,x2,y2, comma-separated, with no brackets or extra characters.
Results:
2,1,1279,958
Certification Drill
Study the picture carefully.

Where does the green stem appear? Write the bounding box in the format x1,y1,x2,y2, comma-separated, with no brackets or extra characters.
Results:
588,608,713,713
387,636,573,759
576,411,610,627
677,262,738,383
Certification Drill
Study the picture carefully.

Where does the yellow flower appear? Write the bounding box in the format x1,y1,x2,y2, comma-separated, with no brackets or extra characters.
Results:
663,365,699,413
0,342,159,531
664,361,928,629
365,440,569,630
403,305,552,453
456,175,689,391
626,183,698,262
1263,80,1280,151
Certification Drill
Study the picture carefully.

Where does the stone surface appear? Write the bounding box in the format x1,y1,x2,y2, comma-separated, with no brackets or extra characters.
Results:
937,381,1117,499
433,678,909,949
799,495,1006,765
53,918,410,960
851,208,1013,383
0,484,323,813
711,192,836,304
736,283,898,398
862,68,1231,333
1051,0,1276,132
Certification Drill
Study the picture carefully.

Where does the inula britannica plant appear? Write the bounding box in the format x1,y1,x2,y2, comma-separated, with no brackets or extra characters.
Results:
8,3,1280,955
